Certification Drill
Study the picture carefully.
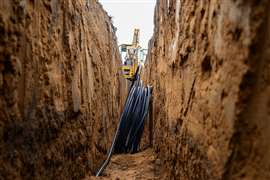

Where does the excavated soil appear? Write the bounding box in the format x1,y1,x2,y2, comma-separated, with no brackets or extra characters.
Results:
143,0,270,179
1,0,270,180
0,0,125,179
86,149,158,180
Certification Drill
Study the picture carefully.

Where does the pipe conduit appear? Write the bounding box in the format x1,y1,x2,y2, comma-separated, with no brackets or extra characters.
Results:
96,65,152,176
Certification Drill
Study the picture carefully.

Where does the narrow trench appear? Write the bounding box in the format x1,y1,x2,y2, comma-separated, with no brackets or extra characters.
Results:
88,1,158,179
1,1,270,180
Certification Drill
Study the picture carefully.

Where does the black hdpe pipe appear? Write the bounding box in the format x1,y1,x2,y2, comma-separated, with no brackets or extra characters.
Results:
95,65,152,176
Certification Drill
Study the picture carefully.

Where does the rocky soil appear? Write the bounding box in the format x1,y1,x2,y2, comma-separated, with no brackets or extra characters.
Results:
0,0,124,179
143,0,270,179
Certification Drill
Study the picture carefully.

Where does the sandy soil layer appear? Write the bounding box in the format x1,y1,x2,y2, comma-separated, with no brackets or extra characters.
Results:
143,0,270,179
0,0,124,179
86,149,158,180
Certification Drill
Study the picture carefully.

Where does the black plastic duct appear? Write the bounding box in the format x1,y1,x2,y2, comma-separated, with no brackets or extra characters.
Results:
96,65,152,176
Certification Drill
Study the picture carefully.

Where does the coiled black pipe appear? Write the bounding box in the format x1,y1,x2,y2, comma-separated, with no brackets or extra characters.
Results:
95,65,152,176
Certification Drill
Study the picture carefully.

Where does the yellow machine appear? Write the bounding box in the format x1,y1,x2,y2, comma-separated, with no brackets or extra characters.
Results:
119,29,147,80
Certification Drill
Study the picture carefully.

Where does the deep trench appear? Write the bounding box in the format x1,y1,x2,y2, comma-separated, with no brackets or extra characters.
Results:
0,0,270,180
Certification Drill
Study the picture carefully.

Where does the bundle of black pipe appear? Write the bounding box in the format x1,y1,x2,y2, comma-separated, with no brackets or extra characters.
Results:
96,66,152,176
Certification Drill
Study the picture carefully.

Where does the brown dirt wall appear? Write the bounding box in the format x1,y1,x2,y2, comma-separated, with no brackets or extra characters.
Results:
143,0,270,179
0,0,125,179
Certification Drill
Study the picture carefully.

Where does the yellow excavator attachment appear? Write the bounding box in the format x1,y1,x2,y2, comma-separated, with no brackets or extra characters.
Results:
120,29,146,80
122,64,138,80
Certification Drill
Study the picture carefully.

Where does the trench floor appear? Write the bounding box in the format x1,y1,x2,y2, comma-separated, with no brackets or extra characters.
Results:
86,149,159,180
